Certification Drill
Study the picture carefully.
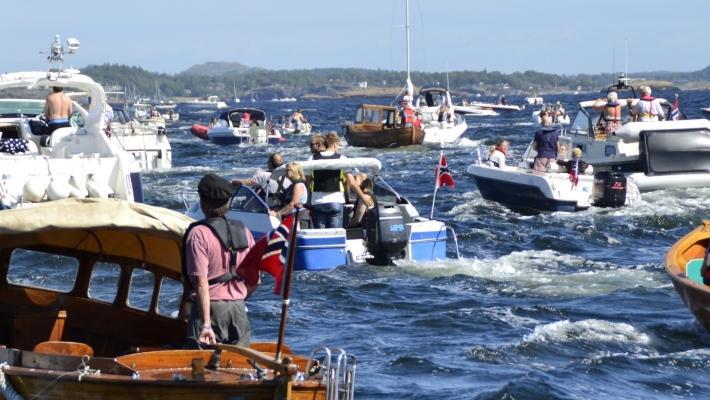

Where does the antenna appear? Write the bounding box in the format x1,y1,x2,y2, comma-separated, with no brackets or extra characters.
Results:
405,0,410,81
624,38,628,78
44,35,80,80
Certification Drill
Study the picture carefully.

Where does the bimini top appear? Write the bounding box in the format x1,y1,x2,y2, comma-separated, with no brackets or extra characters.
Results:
220,108,267,123
272,157,382,178
0,198,193,277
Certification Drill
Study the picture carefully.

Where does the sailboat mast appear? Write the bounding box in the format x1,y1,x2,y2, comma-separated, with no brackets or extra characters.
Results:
405,0,411,81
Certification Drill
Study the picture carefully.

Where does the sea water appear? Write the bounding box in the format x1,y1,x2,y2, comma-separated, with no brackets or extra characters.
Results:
46,90,710,398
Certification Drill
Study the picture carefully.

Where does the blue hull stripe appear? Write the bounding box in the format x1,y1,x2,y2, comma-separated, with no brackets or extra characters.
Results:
474,176,581,212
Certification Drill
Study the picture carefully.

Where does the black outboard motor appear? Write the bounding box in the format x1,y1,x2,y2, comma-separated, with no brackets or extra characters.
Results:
592,171,627,208
364,203,407,265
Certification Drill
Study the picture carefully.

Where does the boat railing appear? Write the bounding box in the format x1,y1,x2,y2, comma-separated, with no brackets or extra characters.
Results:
445,225,462,261
306,346,356,400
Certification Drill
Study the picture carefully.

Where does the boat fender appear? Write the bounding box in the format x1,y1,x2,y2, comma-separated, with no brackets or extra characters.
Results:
86,175,115,198
69,175,89,198
47,179,72,200
23,177,49,202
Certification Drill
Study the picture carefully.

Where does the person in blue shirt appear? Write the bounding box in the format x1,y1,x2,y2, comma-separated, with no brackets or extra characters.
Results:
532,111,561,173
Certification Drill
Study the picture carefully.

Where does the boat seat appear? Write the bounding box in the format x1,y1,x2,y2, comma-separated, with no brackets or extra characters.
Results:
33,341,94,357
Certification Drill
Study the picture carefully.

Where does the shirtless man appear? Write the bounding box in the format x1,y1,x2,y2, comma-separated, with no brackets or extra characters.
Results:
43,87,72,133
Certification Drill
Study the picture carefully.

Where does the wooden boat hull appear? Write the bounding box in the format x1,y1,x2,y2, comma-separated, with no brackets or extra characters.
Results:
344,124,423,148
665,221,710,329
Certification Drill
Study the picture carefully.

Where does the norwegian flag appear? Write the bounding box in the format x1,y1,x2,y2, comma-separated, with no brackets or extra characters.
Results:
435,152,455,189
670,94,681,121
237,215,294,295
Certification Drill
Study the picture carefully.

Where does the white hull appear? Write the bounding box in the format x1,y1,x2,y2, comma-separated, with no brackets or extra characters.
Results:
422,119,468,144
109,128,172,170
453,105,499,116
466,163,639,212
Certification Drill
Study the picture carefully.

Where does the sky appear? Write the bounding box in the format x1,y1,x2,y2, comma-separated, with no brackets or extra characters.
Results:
3,0,710,76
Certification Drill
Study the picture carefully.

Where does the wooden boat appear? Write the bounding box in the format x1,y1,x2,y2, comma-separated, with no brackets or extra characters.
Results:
0,198,355,399
343,104,424,148
665,220,710,330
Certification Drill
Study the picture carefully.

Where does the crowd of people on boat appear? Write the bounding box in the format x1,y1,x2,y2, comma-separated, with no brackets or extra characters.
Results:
184,131,380,347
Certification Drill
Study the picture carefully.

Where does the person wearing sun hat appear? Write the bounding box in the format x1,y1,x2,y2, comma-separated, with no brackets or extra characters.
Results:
183,173,256,348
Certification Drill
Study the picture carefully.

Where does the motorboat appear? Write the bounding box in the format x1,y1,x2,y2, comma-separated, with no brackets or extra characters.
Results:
665,220,710,330
343,104,424,148
187,157,451,270
132,102,167,134
525,96,544,105
109,105,172,170
466,153,640,212
176,96,228,115
0,36,142,209
532,104,571,126
452,104,499,116
415,87,468,145
562,96,710,192
701,106,710,116
207,108,284,145
0,198,356,399
458,100,523,113
281,121,313,135
154,103,180,122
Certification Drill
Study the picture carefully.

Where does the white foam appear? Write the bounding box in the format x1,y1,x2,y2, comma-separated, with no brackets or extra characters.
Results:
398,250,662,297
523,319,650,345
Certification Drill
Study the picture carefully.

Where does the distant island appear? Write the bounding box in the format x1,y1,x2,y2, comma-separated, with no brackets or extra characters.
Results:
81,61,710,102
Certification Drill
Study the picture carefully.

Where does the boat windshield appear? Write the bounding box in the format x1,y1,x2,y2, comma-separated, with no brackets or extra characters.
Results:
568,108,596,137
0,100,44,117
229,185,269,214
373,177,402,204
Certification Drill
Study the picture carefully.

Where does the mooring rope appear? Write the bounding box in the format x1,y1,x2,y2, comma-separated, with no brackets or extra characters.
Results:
27,355,101,400
0,363,25,400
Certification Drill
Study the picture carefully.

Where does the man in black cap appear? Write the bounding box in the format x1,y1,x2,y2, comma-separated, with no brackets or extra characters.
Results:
183,173,256,348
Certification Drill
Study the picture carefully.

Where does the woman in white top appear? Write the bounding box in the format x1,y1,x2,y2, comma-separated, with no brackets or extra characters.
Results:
486,139,509,168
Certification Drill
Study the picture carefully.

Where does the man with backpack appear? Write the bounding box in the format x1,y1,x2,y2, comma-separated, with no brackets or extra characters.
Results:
232,153,292,209
183,173,256,347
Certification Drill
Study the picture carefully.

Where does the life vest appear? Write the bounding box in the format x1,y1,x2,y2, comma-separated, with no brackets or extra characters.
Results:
402,108,415,125
639,96,659,118
181,216,249,289
311,152,344,193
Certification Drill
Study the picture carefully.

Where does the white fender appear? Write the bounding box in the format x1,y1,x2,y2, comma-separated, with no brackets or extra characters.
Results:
47,179,72,200
69,175,89,198
86,175,114,198
23,177,49,202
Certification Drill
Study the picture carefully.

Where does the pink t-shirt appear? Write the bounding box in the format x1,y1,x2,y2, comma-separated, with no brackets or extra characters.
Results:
185,225,256,301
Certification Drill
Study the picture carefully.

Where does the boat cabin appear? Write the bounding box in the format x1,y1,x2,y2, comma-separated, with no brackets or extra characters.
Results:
353,104,399,128
219,108,267,127
0,199,191,357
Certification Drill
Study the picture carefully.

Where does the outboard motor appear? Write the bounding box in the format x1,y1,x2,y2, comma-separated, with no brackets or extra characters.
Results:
364,203,407,265
592,171,627,207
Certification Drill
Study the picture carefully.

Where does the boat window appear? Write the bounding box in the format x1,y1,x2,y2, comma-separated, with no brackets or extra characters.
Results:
568,110,591,136
127,268,155,312
88,262,121,303
229,185,268,214
157,277,183,318
70,110,85,128
605,145,616,157
7,249,78,293
355,107,363,123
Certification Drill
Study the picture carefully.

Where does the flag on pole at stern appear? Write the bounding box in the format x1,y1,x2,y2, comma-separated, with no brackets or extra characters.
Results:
237,214,294,295
435,152,455,189
670,93,681,121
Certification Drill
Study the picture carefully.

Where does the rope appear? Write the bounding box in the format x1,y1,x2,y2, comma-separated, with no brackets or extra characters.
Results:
0,363,26,400
27,355,101,400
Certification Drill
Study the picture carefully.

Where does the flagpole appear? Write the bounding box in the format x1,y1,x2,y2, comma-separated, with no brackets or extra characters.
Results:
275,209,300,362
431,150,443,220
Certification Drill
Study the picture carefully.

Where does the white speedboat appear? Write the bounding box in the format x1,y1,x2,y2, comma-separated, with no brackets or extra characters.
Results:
109,106,172,170
466,156,640,212
701,106,710,116
452,104,499,116
154,104,179,122
415,87,468,145
281,121,312,135
176,95,228,115
532,107,571,126
208,108,284,145
0,36,142,209
563,98,710,192
187,158,451,270
461,101,524,113
525,96,544,105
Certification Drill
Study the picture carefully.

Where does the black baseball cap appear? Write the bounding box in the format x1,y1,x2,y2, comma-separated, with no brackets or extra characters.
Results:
198,173,235,203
